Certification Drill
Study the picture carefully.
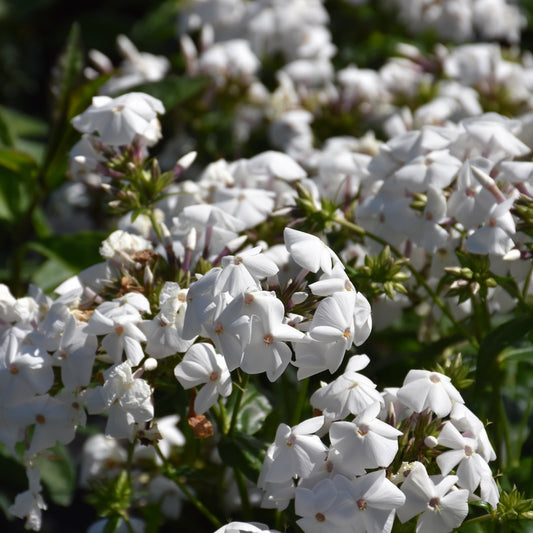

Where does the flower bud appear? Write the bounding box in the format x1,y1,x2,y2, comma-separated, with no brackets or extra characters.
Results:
424,435,438,448
143,358,158,372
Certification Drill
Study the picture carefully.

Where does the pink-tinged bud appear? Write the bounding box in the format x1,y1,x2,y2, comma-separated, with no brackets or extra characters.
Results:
471,166,506,204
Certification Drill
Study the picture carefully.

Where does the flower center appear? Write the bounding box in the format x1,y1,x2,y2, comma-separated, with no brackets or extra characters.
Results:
357,424,369,436
214,322,224,334
464,445,473,457
429,497,440,510
264,334,274,345
315,513,325,522
286,435,296,447
209,371,219,382
343,327,351,338
115,325,124,336
429,373,440,383
10,365,19,375
36,414,46,424
244,293,254,305
357,498,367,510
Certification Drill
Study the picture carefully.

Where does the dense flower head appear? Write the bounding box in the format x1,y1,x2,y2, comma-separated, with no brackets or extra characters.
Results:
7,0,528,528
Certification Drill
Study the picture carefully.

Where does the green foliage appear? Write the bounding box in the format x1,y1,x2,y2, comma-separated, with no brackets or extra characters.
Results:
226,383,272,436
129,76,209,112
86,470,132,520
36,443,76,506
347,245,410,299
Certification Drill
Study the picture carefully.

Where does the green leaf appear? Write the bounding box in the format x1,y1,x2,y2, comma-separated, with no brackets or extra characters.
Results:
127,76,209,111
27,231,107,273
0,148,38,174
36,443,76,506
218,434,268,481
131,1,182,45
226,383,272,435
103,515,121,533
0,151,38,223
0,105,47,140
30,258,76,293
50,23,84,125
0,110,14,147
476,314,533,392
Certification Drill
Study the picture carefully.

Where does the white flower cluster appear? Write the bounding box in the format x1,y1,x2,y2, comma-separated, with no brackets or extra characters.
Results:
258,367,498,533
388,0,525,44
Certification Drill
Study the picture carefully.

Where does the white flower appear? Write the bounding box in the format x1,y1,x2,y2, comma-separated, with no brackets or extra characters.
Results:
310,354,383,419
397,462,469,533
333,470,406,533
329,402,402,476
284,228,341,274
260,417,327,485
436,421,499,508
86,362,154,440
71,92,165,146
174,343,232,414
396,369,464,418
295,477,354,533
214,522,280,533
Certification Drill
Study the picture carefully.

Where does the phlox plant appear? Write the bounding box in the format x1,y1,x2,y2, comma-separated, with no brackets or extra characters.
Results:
2,1,533,533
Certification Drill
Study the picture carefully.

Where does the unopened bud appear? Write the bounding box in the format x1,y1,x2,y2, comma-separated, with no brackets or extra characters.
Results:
143,358,158,372
186,227,197,251
88,49,114,73
177,151,197,171
424,435,438,448
73,155,88,165
471,166,506,204
226,235,248,254
503,248,521,261
144,265,154,287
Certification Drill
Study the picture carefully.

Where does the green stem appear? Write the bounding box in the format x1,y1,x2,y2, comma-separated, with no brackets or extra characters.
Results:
153,444,222,528
461,513,495,527
126,441,135,482
229,373,249,437
233,467,252,520
334,215,480,350
516,395,533,467
122,516,135,533
149,209,164,244
218,397,229,434
292,378,309,427
521,261,533,301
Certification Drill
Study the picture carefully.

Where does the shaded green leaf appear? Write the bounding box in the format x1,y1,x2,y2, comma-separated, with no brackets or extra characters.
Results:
30,258,76,293
27,231,107,273
0,105,47,140
0,148,38,174
0,110,14,147
476,314,533,392
226,383,272,436
50,23,84,125
128,75,209,111
218,434,268,481
103,515,121,533
36,443,76,506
